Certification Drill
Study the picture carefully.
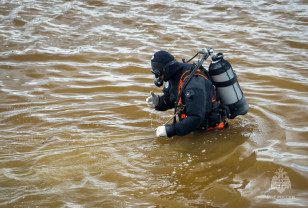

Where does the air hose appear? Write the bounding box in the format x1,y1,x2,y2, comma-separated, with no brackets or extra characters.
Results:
173,48,212,124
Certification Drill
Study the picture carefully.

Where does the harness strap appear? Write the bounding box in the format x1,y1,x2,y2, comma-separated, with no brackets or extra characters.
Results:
178,69,208,102
173,50,210,124
177,69,227,130
177,69,209,119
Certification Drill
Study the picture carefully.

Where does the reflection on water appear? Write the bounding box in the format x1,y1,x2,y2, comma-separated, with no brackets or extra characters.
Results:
0,0,307,207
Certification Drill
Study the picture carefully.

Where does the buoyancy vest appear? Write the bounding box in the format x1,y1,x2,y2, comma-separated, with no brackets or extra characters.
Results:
177,68,228,130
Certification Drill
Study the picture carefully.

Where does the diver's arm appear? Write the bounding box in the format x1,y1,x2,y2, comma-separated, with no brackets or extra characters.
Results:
164,77,208,137
165,88,206,137
154,84,174,111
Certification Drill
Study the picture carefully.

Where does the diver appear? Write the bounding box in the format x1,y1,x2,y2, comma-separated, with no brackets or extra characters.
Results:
147,50,227,137
147,50,249,137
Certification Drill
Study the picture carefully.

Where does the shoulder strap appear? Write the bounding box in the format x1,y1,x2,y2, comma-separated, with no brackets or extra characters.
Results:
173,51,210,124
177,68,210,107
178,68,208,94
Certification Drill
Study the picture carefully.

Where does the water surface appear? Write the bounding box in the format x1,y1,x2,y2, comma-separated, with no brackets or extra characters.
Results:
0,0,307,207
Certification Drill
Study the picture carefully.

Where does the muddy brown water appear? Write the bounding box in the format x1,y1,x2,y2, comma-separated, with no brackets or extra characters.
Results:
0,0,307,207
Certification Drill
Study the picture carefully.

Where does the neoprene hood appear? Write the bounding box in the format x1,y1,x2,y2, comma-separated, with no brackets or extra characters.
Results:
151,51,176,81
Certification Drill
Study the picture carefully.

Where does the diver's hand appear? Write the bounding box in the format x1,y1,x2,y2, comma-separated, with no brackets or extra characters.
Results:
156,126,167,137
146,91,159,108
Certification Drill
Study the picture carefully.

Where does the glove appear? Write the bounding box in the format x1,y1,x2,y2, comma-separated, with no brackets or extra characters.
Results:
146,91,159,108
156,126,167,137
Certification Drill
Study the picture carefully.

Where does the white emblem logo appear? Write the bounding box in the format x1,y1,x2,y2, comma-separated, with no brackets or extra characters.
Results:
271,167,291,193
164,81,169,89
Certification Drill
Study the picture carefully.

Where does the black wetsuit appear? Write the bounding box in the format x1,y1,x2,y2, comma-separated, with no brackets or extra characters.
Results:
155,62,214,137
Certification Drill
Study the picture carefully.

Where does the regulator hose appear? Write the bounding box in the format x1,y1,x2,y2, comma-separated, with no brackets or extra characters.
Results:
173,48,211,124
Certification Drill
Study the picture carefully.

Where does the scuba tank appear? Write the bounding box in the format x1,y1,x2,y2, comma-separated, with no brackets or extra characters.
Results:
209,53,249,119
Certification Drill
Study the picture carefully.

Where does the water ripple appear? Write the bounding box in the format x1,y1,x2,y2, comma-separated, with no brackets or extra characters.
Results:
1,0,308,207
